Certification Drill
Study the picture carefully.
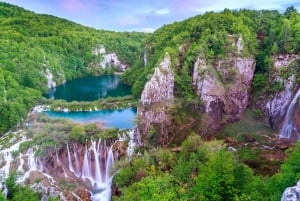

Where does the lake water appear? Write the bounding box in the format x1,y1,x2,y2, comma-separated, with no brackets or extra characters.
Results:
48,75,131,102
45,107,137,129
45,75,136,129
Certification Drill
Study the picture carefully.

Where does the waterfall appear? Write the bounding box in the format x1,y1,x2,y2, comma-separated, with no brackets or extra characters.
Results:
63,139,115,201
280,88,300,140
17,154,24,172
67,143,75,174
73,143,81,177
27,148,37,170
81,144,92,182
105,147,114,182
91,140,102,185
55,144,59,162
144,51,147,67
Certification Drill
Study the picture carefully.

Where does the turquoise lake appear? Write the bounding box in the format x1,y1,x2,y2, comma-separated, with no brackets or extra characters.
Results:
48,75,131,102
45,108,137,129
46,75,136,129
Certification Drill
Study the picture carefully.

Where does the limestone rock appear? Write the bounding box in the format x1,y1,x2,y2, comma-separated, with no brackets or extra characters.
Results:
45,69,56,89
257,54,299,130
140,53,173,105
193,56,255,134
281,181,300,201
138,52,174,143
92,44,127,71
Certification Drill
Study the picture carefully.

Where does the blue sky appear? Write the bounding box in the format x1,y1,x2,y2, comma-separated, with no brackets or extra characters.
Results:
2,0,300,32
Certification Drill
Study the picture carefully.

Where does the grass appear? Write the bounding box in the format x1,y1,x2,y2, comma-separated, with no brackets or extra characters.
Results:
218,108,274,143
218,108,284,176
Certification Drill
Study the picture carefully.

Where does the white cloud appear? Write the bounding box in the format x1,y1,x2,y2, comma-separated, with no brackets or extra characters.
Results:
154,8,170,15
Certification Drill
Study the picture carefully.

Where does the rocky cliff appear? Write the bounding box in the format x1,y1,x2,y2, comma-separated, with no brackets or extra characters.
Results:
92,45,127,71
193,56,255,134
138,53,174,144
257,54,299,131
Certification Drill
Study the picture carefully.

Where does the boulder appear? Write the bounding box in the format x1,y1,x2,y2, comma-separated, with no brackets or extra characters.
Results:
281,181,300,201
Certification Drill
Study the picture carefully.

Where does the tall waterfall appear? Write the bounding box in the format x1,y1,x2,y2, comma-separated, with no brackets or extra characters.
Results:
144,51,147,67
65,140,115,201
280,88,300,140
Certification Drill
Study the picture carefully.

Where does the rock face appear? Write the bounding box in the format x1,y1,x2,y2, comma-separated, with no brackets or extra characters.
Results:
45,69,56,89
138,53,174,144
281,180,300,201
193,56,255,134
257,54,299,130
92,45,127,71
279,87,300,141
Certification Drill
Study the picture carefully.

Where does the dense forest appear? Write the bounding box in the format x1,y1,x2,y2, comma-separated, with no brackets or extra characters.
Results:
122,7,300,98
0,2,147,134
119,6,300,201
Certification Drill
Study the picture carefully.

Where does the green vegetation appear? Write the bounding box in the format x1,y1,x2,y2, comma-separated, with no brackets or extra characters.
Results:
114,135,263,201
1,172,42,201
23,114,122,155
0,2,146,135
41,95,138,111
113,135,300,201
122,7,300,99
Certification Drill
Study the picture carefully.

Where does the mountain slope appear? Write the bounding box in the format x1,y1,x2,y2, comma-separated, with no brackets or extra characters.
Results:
0,2,147,134
123,8,300,142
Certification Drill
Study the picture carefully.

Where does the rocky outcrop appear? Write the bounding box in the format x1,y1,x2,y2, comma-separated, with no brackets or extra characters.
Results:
257,54,299,130
138,52,174,144
92,45,127,71
279,86,300,141
281,181,300,201
45,69,56,89
193,56,255,134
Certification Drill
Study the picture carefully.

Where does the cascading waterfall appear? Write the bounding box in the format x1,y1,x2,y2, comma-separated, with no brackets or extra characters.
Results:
73,143,81,177
0,129,136,200
144,51,147,67
91,140,102,184
67,143,75,174
81,144,91,181
66,140,115,201
0,135,32,180
280,88,300,140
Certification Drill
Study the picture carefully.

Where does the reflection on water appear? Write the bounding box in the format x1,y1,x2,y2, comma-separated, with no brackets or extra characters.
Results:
47,75,131,102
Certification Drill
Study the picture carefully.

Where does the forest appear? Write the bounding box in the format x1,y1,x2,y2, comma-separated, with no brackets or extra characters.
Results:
122,7,300,99
0,2,147,134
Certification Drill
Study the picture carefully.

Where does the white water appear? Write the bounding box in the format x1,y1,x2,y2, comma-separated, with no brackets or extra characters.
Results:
73,143,81,177
0,134,31,181
66,140,114,201
0,130,136,200
144,51,147,67
67,144,75,174
280,88,300,140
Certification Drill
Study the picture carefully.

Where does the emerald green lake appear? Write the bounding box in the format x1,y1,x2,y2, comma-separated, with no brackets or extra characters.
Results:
48,75,131,102
45,75,136,129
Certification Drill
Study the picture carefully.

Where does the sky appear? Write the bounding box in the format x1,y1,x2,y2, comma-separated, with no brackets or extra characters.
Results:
2,0,300,32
